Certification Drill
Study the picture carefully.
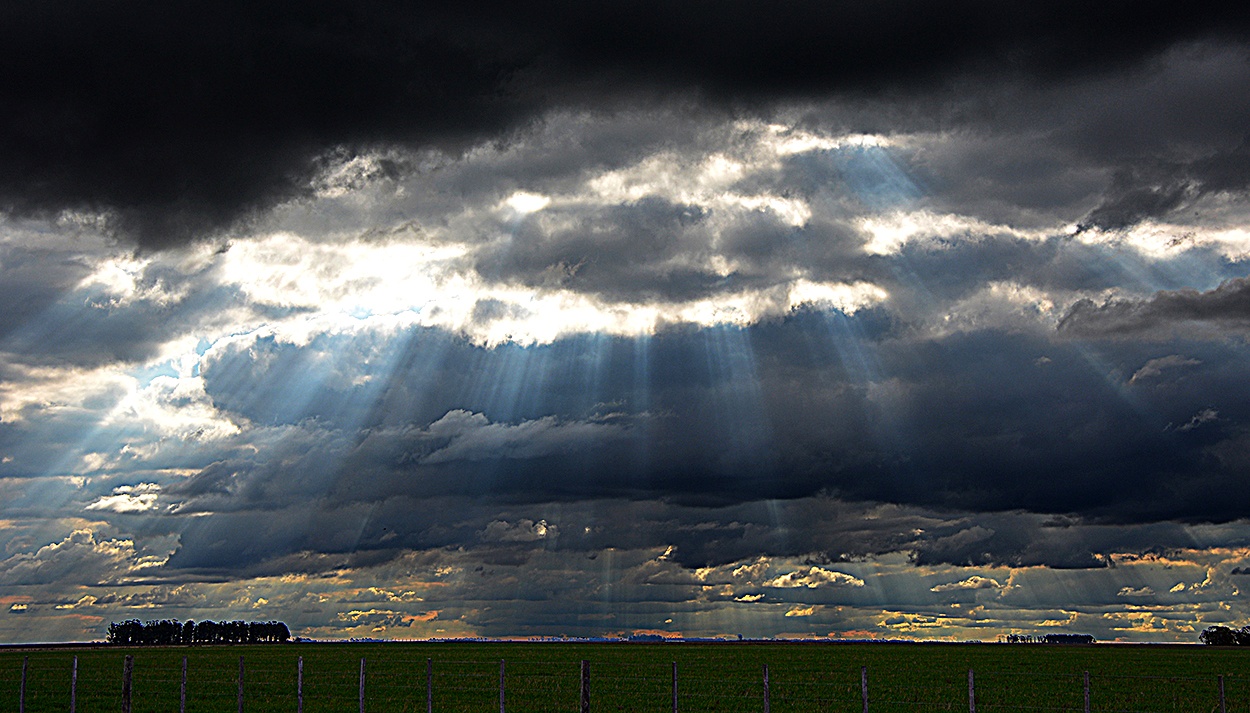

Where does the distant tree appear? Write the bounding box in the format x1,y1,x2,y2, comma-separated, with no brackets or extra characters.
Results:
1200,626,1250,645
106,618,292,645
107,620,142,645
1041,633,1095,645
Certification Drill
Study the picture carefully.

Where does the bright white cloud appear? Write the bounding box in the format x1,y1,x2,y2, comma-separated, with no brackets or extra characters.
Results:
1077,222,1250,261
105,369,241,442
765,567,865,589
930,575,1003,592
0,529,142,586
85,483,162,513
503,191,551,215
732,559,770,581
859,210,1051,256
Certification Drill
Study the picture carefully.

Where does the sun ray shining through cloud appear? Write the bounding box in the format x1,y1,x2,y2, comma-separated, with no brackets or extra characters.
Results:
4,4,1250,643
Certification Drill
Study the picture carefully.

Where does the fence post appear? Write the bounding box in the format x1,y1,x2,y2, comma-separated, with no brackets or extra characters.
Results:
359,657,366,713
180,656,187,713
672,661,678,713
861,666,868,713
297,657,303,713
122,654,134,713
1219,675,1227,713
580,659,590,713
968,669,975,713
426,658,433,713
499,659,505,713
237,656,244,713
71,655,78,713
20,656,27,713
763,664,771,713
1083,671,1090,713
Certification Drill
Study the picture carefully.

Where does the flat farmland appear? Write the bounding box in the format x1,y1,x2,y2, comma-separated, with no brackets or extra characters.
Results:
2,641,1249,713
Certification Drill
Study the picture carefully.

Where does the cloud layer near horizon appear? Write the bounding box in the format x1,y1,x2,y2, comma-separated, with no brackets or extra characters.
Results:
3,3,1250,643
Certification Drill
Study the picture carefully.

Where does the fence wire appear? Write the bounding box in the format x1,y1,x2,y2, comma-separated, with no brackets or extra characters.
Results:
2,650,1247,713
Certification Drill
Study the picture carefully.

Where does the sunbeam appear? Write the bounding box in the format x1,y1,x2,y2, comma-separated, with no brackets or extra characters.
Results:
699,325,775,470
6,15,1250,645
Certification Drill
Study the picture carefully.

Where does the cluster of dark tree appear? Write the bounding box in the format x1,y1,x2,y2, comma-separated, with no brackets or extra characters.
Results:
106,619,291,645
1199,626,1250,645
1005,634,1096,644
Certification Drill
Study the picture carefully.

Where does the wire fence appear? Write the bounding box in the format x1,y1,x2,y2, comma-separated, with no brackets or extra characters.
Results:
2,652,1247,713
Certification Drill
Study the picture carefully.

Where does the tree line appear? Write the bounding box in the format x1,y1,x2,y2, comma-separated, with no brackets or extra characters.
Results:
106,619,291,645
1199,625,1250,645
1004,633,1095,644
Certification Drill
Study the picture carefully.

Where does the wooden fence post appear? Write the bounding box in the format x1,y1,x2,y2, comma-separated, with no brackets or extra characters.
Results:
671,661,678,713
492,655,502,710
1083,671,1090,713
580,660,590,713
237,656,244,713
426,658,433,713
1219,675,1227,713
19,656,27,713
122,655,134,713
359,658,366,713
861,666,868,713
71,655,78,713
760,660,770,710
968,669,975,713
180,656,187,713
297,657,303,713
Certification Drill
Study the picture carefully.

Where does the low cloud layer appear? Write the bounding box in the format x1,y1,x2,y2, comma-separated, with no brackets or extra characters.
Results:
1060,278,1250,337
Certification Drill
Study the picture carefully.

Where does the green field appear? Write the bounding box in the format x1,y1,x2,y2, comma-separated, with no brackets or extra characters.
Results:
2,641,1248,713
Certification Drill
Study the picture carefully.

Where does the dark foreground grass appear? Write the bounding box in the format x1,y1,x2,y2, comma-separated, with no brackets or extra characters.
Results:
2,641,1249,713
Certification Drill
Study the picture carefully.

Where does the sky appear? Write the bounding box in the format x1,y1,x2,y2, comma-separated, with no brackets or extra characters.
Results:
3,1,1250,643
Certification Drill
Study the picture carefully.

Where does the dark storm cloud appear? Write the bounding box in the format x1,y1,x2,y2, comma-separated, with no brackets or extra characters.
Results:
1078,166,1197,232
152,491,1250,585
3,1,1249,246
9,286,1250,541
1059,277,1250,336
475,198,722,301
142,308,1250,531
1076,143,1250,232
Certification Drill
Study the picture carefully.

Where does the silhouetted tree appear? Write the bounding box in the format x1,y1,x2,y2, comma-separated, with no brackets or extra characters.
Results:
1042,633,1095,644
106,620,143,645
1200,625,1250,645
106,618,292,645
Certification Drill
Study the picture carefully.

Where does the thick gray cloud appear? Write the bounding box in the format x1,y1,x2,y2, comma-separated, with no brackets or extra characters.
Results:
2,2,1250,245
1059,277,1250,336
5,3,1250,644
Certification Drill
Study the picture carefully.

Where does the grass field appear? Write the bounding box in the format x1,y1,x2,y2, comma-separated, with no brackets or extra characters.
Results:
2,641,1249,713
